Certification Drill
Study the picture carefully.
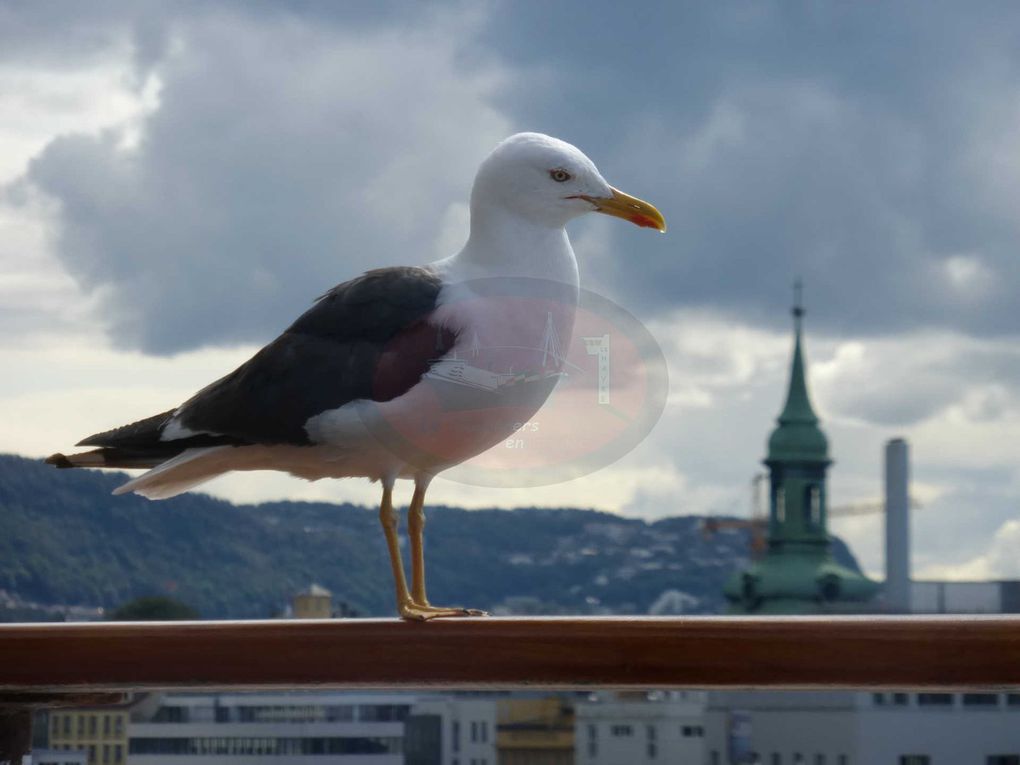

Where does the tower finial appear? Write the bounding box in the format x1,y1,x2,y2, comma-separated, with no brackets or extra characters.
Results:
792,278,804,329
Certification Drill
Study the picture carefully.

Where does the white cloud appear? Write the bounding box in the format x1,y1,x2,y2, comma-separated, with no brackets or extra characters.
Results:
813,332,1020,427
917,519,1020,580
0,339,258,457
0,51,155,183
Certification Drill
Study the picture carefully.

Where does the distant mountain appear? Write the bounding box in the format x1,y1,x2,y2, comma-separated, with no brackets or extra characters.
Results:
0,454,866,619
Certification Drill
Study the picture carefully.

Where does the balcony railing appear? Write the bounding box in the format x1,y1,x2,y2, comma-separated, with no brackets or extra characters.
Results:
2,615,1019,690
2,616,1019,761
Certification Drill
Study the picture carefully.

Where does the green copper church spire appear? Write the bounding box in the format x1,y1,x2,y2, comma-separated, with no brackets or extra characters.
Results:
778,280,818,424
768,280,828,463
724,280,878,614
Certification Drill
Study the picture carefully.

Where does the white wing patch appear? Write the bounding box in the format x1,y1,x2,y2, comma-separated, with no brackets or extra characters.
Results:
160,417,212,442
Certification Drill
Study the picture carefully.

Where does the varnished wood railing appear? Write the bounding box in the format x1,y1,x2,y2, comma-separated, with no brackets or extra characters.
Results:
1,615,1019,692
2,616,1018,763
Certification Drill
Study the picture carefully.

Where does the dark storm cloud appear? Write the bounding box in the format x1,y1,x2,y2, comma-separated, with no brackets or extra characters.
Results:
0,2,434,65
15,6,508,353
476,2,1020,337
11,1,1020,354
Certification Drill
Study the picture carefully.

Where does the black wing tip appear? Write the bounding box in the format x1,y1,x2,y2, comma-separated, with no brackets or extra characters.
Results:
45,453,75,469
74,409,177,448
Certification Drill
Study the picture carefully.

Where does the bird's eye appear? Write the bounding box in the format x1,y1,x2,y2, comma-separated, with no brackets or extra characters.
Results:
549,169,572,183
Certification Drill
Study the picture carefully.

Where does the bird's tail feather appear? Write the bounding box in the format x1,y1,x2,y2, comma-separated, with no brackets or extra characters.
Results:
111,446,234,500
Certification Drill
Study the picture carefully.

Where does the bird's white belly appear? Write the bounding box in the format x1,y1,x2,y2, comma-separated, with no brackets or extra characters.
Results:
304,369,560,481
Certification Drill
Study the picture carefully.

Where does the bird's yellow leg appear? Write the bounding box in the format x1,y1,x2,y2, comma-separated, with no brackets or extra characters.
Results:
405,479,486,619
408,482,430,606
379,484,415,617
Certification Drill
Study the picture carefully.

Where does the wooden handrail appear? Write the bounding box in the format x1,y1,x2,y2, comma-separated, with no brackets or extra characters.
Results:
1,616,1019,692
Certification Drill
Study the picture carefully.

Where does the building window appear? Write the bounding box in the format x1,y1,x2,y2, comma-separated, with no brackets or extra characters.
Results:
647,742,657,759
611,725,633,737
963,693,999,708
917,693,952,706
588,741,597,759
772,754,782,765
899,757,930,765
711,752,720,765
114,717,123,737
646,724,656,741
154,706,185,723
892,693,909,706
815,755,826,765
794,754,804,764
776,488,786,522
452,721,460,753
872,693,885,705
588,724,597,740
77,717,84,736
89,717,97,737
480,721,488,743
808,485,821,525
987,757,1020,765
355,704,409,723
113,746,122,764
470,721,478,743
839,757,848,765
1007,694,1020,707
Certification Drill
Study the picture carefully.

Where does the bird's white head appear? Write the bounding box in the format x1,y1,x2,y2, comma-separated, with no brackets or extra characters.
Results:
471,132,666,233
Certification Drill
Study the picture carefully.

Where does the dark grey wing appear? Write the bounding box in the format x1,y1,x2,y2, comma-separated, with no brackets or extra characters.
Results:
47,266,454,470
173,266,455,446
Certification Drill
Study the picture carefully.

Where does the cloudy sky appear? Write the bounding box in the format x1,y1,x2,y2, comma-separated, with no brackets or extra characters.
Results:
2,1,1019,581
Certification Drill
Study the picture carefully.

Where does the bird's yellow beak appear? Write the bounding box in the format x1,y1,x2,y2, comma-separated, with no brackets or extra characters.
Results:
586,187,667,233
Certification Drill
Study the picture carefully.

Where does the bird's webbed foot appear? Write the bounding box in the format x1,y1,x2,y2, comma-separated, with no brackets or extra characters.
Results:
397,599,488,621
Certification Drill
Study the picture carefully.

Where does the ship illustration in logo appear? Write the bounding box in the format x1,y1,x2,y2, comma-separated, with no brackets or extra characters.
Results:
424,312,567,411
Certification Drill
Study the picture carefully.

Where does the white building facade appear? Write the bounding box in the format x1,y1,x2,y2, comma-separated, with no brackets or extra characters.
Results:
129,692,412,765
705,690,1020,764
574,692,706,765
26,749,88,765
405,697,496,765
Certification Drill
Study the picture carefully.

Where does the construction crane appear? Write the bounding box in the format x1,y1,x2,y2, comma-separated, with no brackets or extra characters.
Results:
829,497,924,518
700,474,769,559
701,473,923,558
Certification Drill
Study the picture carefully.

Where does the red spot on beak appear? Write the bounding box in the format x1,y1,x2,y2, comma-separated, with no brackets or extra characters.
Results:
630,215,659,229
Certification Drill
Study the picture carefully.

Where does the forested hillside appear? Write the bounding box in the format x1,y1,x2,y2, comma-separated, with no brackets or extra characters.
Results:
0,454,864,619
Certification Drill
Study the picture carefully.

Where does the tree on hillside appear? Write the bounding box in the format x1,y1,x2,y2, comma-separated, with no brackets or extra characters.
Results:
109,596,199,621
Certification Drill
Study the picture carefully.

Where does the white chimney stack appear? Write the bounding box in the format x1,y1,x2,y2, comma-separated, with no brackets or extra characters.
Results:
884,438,911,613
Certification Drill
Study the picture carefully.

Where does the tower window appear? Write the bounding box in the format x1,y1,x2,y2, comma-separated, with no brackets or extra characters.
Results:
808,486,821,525
776,488,786,522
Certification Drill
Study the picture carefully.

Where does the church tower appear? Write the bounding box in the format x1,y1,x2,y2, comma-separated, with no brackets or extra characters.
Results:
725,283,878,614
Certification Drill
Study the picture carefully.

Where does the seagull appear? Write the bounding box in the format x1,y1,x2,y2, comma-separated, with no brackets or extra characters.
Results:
47,133,666,620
